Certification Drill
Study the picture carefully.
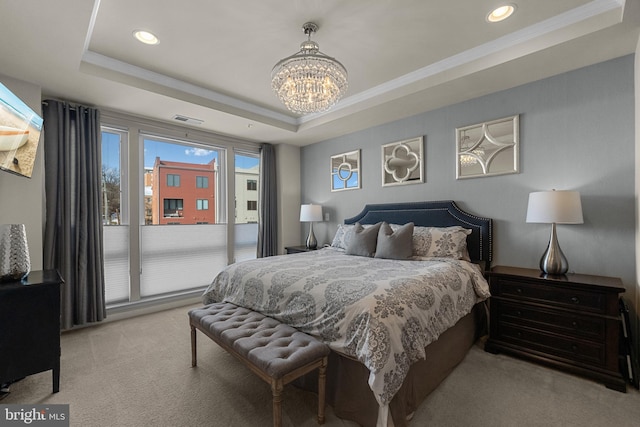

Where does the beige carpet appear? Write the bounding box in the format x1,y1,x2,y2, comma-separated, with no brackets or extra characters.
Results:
3,304,639,427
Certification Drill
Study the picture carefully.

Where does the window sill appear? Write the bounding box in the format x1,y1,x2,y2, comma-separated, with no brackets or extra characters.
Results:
105,288,205,323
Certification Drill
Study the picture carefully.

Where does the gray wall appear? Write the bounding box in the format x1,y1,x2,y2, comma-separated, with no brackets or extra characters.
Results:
276,143,302,253
301,55,636,296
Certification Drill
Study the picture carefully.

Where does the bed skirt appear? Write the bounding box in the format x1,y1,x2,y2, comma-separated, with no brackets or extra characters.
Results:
294,303,485,427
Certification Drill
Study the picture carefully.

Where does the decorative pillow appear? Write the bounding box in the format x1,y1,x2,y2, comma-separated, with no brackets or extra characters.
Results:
345,222,382,257
412,226,472,260
375,222,414,260
330,224,355,250
331,223,378,250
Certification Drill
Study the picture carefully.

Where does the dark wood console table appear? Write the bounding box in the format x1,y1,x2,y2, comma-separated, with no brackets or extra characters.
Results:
0,270,64,393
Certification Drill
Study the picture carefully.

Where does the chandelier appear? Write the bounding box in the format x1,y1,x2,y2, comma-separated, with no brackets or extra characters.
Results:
459,135,484,166
271,22,348,115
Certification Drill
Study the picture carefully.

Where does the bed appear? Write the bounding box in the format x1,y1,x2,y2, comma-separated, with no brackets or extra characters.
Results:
202,200,492,427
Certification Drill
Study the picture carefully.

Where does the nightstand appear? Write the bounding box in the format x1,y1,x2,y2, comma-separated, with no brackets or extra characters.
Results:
485,265,626,392
285,245,317,254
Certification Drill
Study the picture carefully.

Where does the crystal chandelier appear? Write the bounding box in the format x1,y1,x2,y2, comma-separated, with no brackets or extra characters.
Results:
459,135,484,166
460,153,480,166
271,22,348,114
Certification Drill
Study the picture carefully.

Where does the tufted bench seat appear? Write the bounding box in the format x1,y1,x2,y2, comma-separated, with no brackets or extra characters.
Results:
189,302,330,427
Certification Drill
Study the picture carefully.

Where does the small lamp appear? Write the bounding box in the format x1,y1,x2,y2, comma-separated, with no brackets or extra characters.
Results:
526,190,583,275
300,204,323,249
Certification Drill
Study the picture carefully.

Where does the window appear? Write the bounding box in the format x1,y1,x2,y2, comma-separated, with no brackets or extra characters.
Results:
234,153,260,262
163,198,183,217
196,199,209,210
167,174,180,187
247,200,257,210
196,176,209,188
101,131,123,226
142,135,224,298
100,113,260,307
101,127,130,304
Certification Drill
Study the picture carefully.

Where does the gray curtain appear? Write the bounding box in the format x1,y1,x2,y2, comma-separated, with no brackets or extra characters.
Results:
257,143,278,257
42,100,106,329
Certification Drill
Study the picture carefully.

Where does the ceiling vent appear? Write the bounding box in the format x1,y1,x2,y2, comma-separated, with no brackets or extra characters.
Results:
172,114,204,125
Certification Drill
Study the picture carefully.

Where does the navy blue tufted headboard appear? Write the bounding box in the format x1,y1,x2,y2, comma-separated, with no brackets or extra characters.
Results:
344,200,492,268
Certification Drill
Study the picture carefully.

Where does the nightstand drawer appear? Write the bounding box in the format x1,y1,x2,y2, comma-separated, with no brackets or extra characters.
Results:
497,324,605,366
497,301,606,340
494,278,606,314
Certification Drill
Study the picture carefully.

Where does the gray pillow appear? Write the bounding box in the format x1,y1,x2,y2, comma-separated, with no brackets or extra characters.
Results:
375,222,414,260
345,222,382,257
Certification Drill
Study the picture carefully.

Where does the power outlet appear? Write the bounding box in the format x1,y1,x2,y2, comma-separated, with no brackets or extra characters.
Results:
324,212,330,222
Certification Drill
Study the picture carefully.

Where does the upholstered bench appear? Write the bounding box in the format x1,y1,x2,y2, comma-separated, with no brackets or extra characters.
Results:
189,302,330,427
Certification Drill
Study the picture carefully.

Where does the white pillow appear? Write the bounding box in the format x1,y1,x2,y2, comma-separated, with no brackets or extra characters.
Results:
412,226,472,260
330,224,355,250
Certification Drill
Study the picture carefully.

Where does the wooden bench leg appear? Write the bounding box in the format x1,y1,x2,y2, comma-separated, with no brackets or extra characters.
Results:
317,357,327,424
191,325,197,367
271,379,283,427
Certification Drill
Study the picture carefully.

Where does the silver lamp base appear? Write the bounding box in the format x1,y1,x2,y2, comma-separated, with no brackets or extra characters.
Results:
305,222,317,249
539,223,569,275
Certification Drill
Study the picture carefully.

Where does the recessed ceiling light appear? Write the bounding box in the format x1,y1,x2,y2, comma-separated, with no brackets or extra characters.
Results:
133,30,159,45
487,4,516,23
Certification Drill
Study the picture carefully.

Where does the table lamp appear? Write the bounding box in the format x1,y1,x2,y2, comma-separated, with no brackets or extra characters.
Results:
0,224,30,282
526,190,583,275
300,204,323,249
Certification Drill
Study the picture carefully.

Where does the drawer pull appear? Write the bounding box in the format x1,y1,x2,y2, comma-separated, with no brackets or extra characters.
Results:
570,296,580,304
572,321,578,328
571,344,578,352
516,310,522,316
516,288,523,294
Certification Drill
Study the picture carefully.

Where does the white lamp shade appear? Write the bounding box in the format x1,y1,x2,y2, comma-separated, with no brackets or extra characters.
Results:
300,204,323,222
526,191,583,224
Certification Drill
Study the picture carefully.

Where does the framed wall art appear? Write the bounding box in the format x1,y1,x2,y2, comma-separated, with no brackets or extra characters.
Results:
381,136,424,187
330,150,360,192
0,82,43,178
456,115,519,179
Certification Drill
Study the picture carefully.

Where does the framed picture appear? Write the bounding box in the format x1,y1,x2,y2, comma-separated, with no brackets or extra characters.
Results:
331,150,361,192
456,115,519,179
381,136,424,187
0,82,43,178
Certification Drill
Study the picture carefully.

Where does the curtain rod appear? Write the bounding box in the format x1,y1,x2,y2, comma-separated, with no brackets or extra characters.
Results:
42,100,93,112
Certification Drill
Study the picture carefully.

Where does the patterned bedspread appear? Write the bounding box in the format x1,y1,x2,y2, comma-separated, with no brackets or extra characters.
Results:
202,247,490,408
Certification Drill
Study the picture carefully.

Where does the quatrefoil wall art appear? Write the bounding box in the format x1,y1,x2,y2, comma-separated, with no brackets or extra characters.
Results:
381,137,424,187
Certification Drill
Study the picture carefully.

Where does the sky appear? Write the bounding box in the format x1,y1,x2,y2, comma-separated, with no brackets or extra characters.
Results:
0,82,43,129
143,139,217,169
101,132,259,172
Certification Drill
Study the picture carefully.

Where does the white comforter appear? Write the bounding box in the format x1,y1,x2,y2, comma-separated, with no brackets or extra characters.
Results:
202,247,490,415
